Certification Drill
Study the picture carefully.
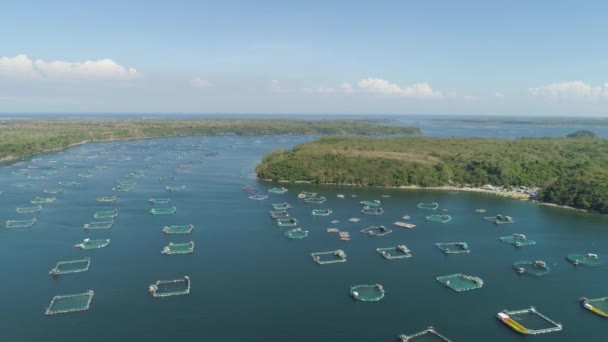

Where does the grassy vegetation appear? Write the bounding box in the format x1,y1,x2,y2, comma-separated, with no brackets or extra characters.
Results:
0,118,419,161
256,135,608,213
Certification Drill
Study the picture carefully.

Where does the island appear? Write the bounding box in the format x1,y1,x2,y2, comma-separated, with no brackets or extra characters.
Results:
256,135,608,214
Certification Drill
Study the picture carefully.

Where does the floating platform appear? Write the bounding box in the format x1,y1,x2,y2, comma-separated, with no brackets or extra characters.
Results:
269,210,290,219
249,194,268,200
165,185,186,192
513,260,550,276
361,206,383,215
94,209,118,219
31,196,56,204
500,234,536,247
567,253,603,266
417,202,439,210
581,297,608,318
304,196,327,204
149,276,191,297
360,200,381,208
398,327,452,341
484,214,513,224
394,221,416,229
376,245,412,259
149,197,171,204
277,218,298,227
75,238,110,250
96,196,117,203
49,257,91,275
272,202,292,210
350,284,385,302
44,188,63,194
437,273,484,292
497,307,562,335
150,207,177,215
312,208,332,216
435,242,470,254
162,241,195,255
426,214,452,223
16,205,42,214
268,187,288,194
45,290,94,315
361,225,392,237
285,228,309,239
5,218,37,228
84,220,114,230
311,250,347,264
163,224,194,234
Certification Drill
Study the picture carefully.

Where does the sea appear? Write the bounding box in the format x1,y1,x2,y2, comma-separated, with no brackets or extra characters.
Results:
0,115,607,341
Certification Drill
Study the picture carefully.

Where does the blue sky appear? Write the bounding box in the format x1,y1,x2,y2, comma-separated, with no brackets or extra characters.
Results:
1,0,607,115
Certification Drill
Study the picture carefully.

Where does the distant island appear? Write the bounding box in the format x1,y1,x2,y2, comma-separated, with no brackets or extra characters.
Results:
0,119,419,162
256,134,608,214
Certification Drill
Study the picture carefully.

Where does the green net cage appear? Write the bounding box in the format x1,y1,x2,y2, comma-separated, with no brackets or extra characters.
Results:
163,224,194,234
350,284,385,302
437,274,484,292
45,290,94,315
162,241,195,255
285,228,309,239
500,234,536,247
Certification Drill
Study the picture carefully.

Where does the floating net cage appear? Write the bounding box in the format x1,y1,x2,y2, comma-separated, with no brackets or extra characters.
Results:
304,196,327,204
567,253,603,266
311,250,347,264
581,297,608,318
31,196,56,204
500,234,536,247
162,241,195,255
114,185,134,192
249,194,268,201
297,191,317,199
498,307,563,335
96,196,117,203
398,327,452,342
44,188,63,194
268,187,288,194
149,276,191,297
166,185,186,192
417,202,439,210
361,225,393,237
376,245,412,260
163,224,194,234
361,206,384,215
13,182,31,188
436,274,484,292
394,221,416,229
513,260,550,276
159,176,176,182
242,184,257,193
49,258,91,275
269,210,290,219
84,220,114,230
75,238,110,250
426,214,452,223
360,200,381,208
475,208,486,213
150,207,177,215
78,172,94,178
435,242,470,254
484,215,513,224
16,205,42,214
58,181,79,186
117,180,137,187
149,197,171,204
285,228,309,239
45,290,94,315
94,209,119,219
5,218,37,228
272,202,292,210
312,209,333,216
277,218,298,227
350,284,385,302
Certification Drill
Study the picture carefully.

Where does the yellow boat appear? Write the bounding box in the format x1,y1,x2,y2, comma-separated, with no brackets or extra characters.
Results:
583,302,608,317
497,312,529,334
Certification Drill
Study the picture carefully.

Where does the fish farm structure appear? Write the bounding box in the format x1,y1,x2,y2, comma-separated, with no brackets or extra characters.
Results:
31,196,56,204
83,220,114,230
269,210,290,219
149,197,171,204
500,234,536,247
437,274,484,292
304,196,327,204
165,185,186,192
361,206,383,215
497,307,563,335
435,242,471,254
297,191,317,199
272,202,292,210
376,245,412,259
16,205,42,214
359,200,381,207
149,276,191,297
513,260,550,276
94,209,119,219
268,187,288,194
276,218,298,227
58,181,79,186
45,290,94,315
417,202,439,210
49,257,91,276
162,241,195,255
398,327,452,341
74,238,111,250
350,284,385,302
150,207,177,215
96,196,118,203
285,228,309,239
44,188,63,194
426,214,452,223
393,221,416,229
311,250,347,264
5,218,37,228
312,208,333,216
580,297,608,318
361,225,392,237
567,253,603,266
484,214,514,224
249,194,268,201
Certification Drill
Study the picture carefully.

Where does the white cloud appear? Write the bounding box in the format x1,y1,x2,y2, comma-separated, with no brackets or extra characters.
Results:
0,54,140,81
529,81,608,100
191,77,212,88
355,78,442,98
340,82,354,93
495,92,505,98
303,86,336,94
270,79,282,92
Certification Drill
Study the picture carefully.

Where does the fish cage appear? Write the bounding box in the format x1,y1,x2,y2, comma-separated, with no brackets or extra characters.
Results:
360,200,381,208
305,196,327,204
398,327,452,341
311,250,347,264
44,188,63,194
475,208,486,213
5,218,37,228
84,220,114,230
361,206,383,215
426,214,452,223
45,290,95,315
567,253,603,266
513,260,550,276
78,172,94,178
116,180,137,187
277,218,298,227
272,202,292,210
580,297,608,318
394,221,416,229
31,196,56,204
269,210,290,219
114,185,134,192
165,185,186,192
49,257,91,275
249,194,268,201
417,202,439,210
150,207,177,215
75,238,111,250
94,209,119,219
16,205,42,214
436,274,484,292
376,245,412,259
149,197,171,204
350,284,385,302
361,225,392,237
500,234,536,247
162,241,195,255
96,196,118,203
12,182,31,188
285,228,309,239
268,187,288,194
58,181,79,186
242,184,257,193
297,191,317,199
497,307,562,335
163,224,194,234
484,214,513,224
149,276,191,297
435,242,470,254
312,209,333,216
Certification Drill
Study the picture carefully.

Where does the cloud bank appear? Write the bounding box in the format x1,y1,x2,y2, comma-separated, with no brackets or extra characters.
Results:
303,78,442,99
191,77,212,88
529,81,608,100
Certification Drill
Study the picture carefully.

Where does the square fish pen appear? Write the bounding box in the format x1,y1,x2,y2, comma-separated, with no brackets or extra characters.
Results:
304,196,327,204
417,202,439,210
94,209,119,219
277,218,298,227
361,225,392,237
269,210,290,219
484,214,513,224
150,207,177,215
84,220,114,230
272,202,292,210
96,196,118,203
149,197,171,204
249,194,268,201
567,253,603,266
44,188,63,194
162,241,195,255
513,260,550,276
75,238,111,250
31,196,56,204
16,206,42,214
5,218,37,228
426,214,452,223
500,234,536,247
376,245,412,259
149,276,191,297
49,258,91,275
163,224,194,234
312,209,333,216
311,250,347,264
45,290,94,315
581,297,608,318
436,274,484,292
361,206,384,215
285,228,309,239
398,326,452,341
498,307,562,335
435,242,470,254
165,185,186,192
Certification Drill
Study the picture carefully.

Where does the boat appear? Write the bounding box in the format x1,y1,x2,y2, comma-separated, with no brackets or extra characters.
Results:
497,312,529,334
581,297,608,318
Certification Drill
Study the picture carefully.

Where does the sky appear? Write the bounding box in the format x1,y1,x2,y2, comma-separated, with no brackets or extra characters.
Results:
0,0,607,116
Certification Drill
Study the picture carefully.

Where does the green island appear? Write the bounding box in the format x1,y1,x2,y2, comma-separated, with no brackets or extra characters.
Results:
0,119,418,162
256,135,608,214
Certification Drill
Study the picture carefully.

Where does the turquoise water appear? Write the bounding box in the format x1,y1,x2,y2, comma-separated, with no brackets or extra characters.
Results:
1,134,608,341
